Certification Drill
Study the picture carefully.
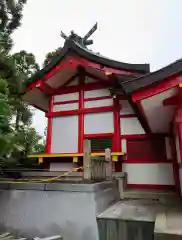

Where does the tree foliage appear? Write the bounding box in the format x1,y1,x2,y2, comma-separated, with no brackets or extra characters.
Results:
43,47,62,67
0,0,45,168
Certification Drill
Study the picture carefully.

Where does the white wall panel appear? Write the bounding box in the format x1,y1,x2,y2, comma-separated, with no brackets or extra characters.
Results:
84,112,114,134
123,163,174,185
54,92,79,102
141,88,177,133
120,118,145,134
121,139,127,153
179,168,182,195
51,115,78,153
53,103,78,112
50,163,77,171
175,132,181,164
84,89,110,98
84,99,113,108
120,100,134,115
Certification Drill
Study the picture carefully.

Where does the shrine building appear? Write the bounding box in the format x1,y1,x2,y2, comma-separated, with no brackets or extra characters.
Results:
23,26,182,196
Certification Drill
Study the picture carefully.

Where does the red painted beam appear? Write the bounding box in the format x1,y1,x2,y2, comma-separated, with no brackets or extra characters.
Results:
46,106,114,117
132,75,182,102
163,95,178,106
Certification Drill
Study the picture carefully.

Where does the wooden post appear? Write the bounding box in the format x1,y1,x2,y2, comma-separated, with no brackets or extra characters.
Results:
83,139,92,180
105,148,112,180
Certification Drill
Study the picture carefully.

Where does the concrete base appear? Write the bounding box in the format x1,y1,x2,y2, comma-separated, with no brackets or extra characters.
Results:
97,199,182,240
0,181,119,240
154,205,182,240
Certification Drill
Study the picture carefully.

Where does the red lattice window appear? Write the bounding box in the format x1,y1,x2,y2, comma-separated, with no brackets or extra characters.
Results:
127,137,166,160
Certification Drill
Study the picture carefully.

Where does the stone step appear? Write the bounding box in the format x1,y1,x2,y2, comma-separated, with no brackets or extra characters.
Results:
123,189,181,204
154,205,182,240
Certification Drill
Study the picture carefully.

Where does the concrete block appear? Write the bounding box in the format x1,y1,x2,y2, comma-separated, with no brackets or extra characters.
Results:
45,183,94,192
9,183,45,190
154,206,182,240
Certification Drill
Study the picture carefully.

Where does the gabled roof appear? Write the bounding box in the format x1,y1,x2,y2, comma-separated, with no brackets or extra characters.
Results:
27,39,150,86
120,58,182,94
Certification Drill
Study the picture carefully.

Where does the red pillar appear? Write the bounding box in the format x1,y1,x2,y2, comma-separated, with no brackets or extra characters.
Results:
113,98,121,172
46,96,53,153
78,89,84,153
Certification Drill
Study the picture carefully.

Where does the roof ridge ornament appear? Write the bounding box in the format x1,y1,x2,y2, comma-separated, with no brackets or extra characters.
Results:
60,23,98,48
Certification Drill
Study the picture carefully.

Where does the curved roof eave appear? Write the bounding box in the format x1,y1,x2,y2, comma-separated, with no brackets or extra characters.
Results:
26,39,150,87
121,58,182,94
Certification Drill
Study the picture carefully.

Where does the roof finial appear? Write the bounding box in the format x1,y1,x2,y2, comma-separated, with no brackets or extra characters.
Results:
60,23,98,48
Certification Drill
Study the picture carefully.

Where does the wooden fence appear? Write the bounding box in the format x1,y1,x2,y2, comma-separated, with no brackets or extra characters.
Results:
83,140,112,181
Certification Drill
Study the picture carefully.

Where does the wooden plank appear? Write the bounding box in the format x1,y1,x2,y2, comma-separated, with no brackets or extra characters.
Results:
28,152,124,158
83,140,92,180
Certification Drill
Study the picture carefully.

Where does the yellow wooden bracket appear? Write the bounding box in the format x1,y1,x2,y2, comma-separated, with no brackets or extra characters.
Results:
73,156,78,163
39,157,44,164
112,156,118,162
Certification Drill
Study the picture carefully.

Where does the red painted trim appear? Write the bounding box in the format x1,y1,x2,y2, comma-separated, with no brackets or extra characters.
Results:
132,75,182,102
54,100,78,105
170,129,181,195
84,96,112,101
126,184,175,190
46,96,53,153
78,89,84,153
178,123,182,164
53,82,110,95
163,95,178,106
120,134,168,139
120,114,136,118
113,98,121,152
46,106,114,117
122,159,173,163
74,56,139,76
84,133,114,139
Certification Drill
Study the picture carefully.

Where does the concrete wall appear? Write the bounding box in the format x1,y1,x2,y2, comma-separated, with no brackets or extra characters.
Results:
0,181,119,240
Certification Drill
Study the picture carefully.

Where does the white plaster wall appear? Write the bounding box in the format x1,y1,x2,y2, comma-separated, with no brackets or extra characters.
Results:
175,131,181,164
84,99,113,108
120,118,145,135
123,163,175,185
121,139,127,153
120,100,134,115
179,168,182,195
84,89,110,98
51,116,78,153
84,112,114,134
53,103,78,111
141,88,177,133
50,163,77,171
54,92,79,102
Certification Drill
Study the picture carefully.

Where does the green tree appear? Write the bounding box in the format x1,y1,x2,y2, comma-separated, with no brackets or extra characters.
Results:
0,0,27,35
43,47,62,67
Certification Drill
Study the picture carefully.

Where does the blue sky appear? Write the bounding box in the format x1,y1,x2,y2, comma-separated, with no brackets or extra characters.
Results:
12,0,182,136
